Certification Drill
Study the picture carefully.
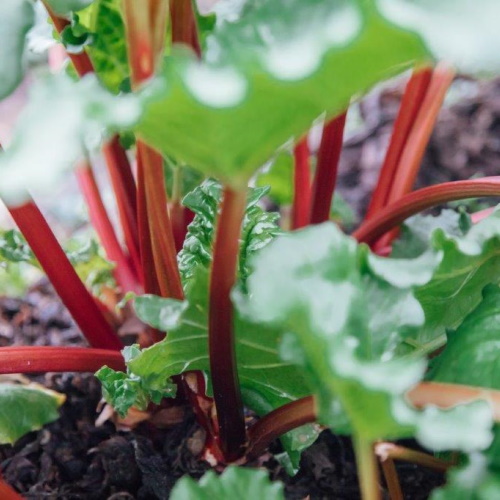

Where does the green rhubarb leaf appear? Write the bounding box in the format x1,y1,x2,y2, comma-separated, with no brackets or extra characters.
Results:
136,0,429,187
401,209,500,353
170,466,284,500
255,151,294,207
71,0,129,93
178,179,280,286
0,383,65,444
0,74,140,206
431,454,500,500
0,230,37,266
428,284,500,468
0,0,35,100
243,223,494,450
378,0,500,73
95,345,176,417
45,0,95,16
111,268,317,470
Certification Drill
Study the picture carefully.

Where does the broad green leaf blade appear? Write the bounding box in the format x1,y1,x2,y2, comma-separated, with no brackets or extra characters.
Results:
74,0,129,93
178,179,280,286
243,223,494,449
0,74,140,206
402,209,500,353
171,466,284,500
0,0,35,100
427,283,500,467
115,269,317,469
431,454,500,500
45,0,95,16
0,383,64,444
378,0,500,73
136,0,429,187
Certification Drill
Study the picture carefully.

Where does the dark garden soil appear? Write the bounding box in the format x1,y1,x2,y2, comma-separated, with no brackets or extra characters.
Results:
0,76,499,499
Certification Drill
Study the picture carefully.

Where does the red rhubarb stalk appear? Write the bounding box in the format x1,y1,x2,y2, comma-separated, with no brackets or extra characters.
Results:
0,476,22,500
76,161,141,294
8,200,122,350
209,186,247,461
170,0,202,56
365,66,432,219
247,396,316,459
309,112,347,224
353,177,500,245
292,138,312,229
0,347,125,374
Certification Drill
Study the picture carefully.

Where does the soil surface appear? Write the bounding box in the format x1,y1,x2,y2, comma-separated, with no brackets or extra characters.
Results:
1,76,499,499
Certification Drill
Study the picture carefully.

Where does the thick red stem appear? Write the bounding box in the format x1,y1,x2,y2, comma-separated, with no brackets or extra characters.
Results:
76,162,141,293
353,178,500,245
8,201,122,350
0,347,125,374
0,476,22,500
137,141,183,300
309,113,347,224
292,138,312,230
247,396,316,459
209,187,247,462
170,0,202,56
365,67,432,219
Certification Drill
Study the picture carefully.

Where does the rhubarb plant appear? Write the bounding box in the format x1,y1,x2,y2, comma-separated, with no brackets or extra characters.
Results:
1,0,500,499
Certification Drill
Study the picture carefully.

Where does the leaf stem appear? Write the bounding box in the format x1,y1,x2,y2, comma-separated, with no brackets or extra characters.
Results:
365,66,432,219
0,347,125,374
8,200,122,350
246,396,316,459
353,177,500,245
209,186,247,461
309,112,347,224
170,0,202,56
378,456,403,500
0,475,22,500
354,435,381,500
76,161,141,294
292,138,312,230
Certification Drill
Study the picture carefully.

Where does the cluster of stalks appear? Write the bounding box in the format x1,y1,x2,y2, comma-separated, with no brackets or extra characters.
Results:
1,2,500,499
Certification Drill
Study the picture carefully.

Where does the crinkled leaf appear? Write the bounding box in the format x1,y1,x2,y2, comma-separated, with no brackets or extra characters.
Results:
136,0,429,187
401,209,500,354
116,269,317,469
431,453,500,500
0,74,141,206
72,0,129,93
178,179,280,286
45,0,95,16
243,223,494,449
96,345,176,418
66,239,116,294
171,466,284,500
0,230,37,266
0,0,35,100
378,0,500,73
0,383,65,444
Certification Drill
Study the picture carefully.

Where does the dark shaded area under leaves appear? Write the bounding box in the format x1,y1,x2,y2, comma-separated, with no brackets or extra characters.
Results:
1,76,499,499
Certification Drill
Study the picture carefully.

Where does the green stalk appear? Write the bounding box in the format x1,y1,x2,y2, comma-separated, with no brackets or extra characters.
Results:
354,435,381,500
209,186,247,462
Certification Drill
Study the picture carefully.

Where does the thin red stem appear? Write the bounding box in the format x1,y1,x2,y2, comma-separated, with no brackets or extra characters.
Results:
170,0,202,56
8,201,122,350
76,162,141,294
247,396,316,459
0,347,125,374
366,66,432,219
209,186,247,462
309,112,347,225
353,177,500,245
292,138,312,230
